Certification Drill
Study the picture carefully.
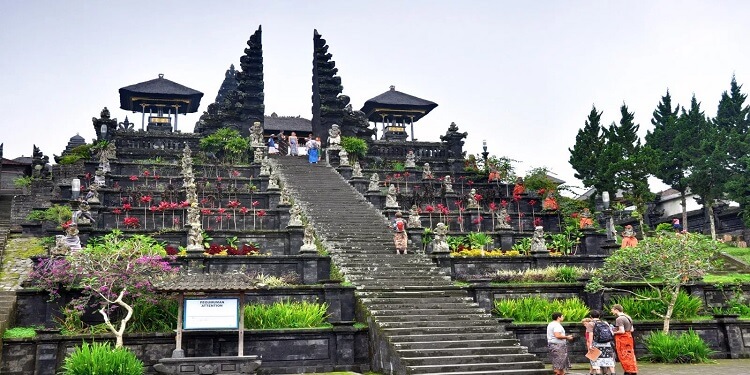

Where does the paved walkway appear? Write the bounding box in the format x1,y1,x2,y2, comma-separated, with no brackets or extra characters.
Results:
563,358,750,374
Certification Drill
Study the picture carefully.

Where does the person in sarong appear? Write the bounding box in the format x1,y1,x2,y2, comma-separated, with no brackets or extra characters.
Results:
611,304,638,375
547,312,574,375
585,310,615,374
392,211,408,254
305,134,319,164
289,132,299,156
620,225,638,248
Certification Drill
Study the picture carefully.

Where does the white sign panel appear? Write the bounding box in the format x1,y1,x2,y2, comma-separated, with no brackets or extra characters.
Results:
183,298,239,330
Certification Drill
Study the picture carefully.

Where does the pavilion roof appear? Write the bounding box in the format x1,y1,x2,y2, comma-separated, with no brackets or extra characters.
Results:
360,86,438,122
264,113,312,133
119,74,204,113
154,271,258,293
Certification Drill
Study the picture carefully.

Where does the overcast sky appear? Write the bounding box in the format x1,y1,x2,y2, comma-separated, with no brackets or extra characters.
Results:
2,1,748,195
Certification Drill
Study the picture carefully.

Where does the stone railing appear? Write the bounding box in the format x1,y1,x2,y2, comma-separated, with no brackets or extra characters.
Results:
113,131,201,161
366,140,449,170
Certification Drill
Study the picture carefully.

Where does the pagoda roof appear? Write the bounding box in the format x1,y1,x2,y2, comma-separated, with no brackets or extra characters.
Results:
119,74,204,113
264,113,312,133
360,85,438,122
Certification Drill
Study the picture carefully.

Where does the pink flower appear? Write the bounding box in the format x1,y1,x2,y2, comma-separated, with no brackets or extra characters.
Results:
217,177,223,182
113,208,122,215
501,200,508,208
534,217,543,226
129,175,138,181
529,199,537,207
122,203,132,211
149,205,159,212
142,170,150,177
252,201,259,207
472,217,483,225
490,202,498,211
173,217,181,225
201,209,211,215
425,205,435,213
227,200,241,208
217,207,226,214
140,195,152,204
240,207,249,214
180,201,190,208
231,170,240,177
257,210,267,217
474,194,482,201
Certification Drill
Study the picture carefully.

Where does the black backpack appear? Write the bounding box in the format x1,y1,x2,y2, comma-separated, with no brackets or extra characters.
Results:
593,321,614,343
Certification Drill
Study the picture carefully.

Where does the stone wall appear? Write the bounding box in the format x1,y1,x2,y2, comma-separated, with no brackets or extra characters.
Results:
10,181,55,228
1,327,370,375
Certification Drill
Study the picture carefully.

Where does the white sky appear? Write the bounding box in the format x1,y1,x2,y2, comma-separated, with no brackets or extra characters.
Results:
1,0,748,195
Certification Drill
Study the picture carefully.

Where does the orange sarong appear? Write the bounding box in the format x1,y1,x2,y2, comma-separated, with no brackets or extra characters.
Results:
615,332,638,374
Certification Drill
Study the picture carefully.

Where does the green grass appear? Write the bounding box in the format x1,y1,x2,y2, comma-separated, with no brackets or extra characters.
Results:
642,330,715,363
609,289,706,321
3,326,39,338
493,296,589,322
721,246,750,264
61,342,143,375
703,273,750,283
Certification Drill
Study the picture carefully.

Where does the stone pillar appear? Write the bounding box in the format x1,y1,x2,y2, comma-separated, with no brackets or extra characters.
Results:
348,177,368,195
408,230,423,254
300,257,319,285
365,192,384,209
497,230,515,251
337,165,353,180
288,227,304,255
34,330,62,375
581,229,607,255
714,314,746,358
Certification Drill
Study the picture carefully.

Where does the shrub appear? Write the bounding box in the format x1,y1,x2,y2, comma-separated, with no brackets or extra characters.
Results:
609,289,704,321
484,266,591,284
13,176,33,188
61,342,144,375
341,136,368,161
26,204,73,225
494,296,589,322
642,330,714,363
243,300,330,329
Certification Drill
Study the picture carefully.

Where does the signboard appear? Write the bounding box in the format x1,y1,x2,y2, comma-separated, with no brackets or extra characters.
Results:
183,298,239,330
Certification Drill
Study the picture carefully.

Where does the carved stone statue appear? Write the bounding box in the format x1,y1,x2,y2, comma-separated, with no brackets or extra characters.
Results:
512,177,525,196
94,169,106,187
181,145,204,253
279,188,292,206
368,173,380,192
84,184,100,204
467,188,479,209
422,163,434,180
530,226,547,253
407,205,422,228
620,225,639,248
97,142,116,173
328,124,342,148
250,121,264,147
443,175,454,193
267,172,280,190
259,158,270,176
253,146,265,163
405,150,416,168
352,162,363,178
495,207,511,230
51,235,70,256
288,204,303,227
300,225,317,253
64,224,82,251
73,202,95,225
385,184,399,208
578,207,594,229
338,149,350,166
432,222,450,254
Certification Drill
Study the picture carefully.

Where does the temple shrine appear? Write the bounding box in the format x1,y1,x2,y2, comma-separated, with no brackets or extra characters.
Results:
119,74,204,132
361,85,438,141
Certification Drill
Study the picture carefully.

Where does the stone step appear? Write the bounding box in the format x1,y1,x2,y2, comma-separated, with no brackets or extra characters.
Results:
368,302,479,310
369,308,488,317
402,353,538,366
397,346,531,358
377,319,500,329
388,332,514,343
361,296,473,304
393,339,519,350
373,314,495,323
356,289,467,298
406,362,546,375
408,368,548,375
380,325,502,336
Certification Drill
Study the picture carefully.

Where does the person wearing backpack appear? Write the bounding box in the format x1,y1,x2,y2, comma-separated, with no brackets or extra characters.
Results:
392,211,408,254
585,310,615,374
611,304,638,375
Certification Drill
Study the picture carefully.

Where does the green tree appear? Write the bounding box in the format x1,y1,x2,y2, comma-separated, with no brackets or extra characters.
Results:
586,232,720,333
717,76,750,225
569,106,611,195
645,90,692,228
685,96,724,239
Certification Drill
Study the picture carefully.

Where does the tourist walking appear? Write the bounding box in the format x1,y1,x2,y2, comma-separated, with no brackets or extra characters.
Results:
584,310,615,375
289,132,299,156
305,134,319,164
392,211,407,254
268,135,277,154
611,304,638,375
547,312,574,375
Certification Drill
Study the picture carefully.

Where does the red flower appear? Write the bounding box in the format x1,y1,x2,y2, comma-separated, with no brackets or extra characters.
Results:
257,210,267,217
513,194,521,201
394,173,401,179
571,212,579,218
537,188,546,195
129,175,138,181
472,216,483,225
165,245,179,256
529,199,537,207
112,208,122,215
62,220,73,230
84,172,92,180
123,217,140,228
217,207,226,214
489,202,498,211
122,203,132,211
534,217,543,226
201,209,211,215
252,201,260,207
153,174,160,180
214,216,223,222
227,200,241,208
200,198,209,205
474,194,483,202
505,216,512,223
231,170,240,177
142,170,150,177
467,180,474,186
240,207,249,214
217,176,223,182
425,205,435,213
149,205,159,212
158,201,171,210
180,201,190,208
169,202,179,209
403,171,410,178
173,217,181,225
140,195,152,204
501,200,508,208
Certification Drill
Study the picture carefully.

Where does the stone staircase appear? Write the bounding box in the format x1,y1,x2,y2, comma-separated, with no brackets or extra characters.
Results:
272,156,546,375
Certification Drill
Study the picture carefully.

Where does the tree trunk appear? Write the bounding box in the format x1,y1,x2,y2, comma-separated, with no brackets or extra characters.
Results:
707,203,717,240
663,286,681,334
681,193,688,231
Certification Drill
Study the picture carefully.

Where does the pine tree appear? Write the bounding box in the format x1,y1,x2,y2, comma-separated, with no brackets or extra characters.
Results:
645,90,691,227
569,106,609,194
716,76,750,225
